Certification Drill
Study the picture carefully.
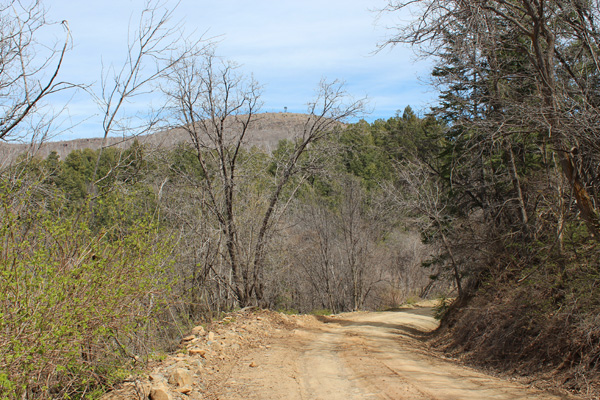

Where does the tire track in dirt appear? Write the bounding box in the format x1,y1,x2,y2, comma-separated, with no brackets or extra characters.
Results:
332,309,573,400
204,307,578,400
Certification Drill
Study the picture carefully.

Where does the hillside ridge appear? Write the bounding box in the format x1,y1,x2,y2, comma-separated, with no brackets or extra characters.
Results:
0,112,319,163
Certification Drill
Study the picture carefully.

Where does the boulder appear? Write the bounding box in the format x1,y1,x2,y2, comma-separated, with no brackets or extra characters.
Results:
168,368,194,387
149,386,171,400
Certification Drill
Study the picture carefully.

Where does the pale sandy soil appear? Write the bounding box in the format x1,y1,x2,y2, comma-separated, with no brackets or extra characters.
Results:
204,307,576,400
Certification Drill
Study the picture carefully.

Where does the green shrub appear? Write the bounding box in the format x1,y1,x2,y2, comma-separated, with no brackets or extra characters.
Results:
0,184,174,399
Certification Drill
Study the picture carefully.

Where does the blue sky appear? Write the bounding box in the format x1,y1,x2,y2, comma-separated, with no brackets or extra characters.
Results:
42,0,435,140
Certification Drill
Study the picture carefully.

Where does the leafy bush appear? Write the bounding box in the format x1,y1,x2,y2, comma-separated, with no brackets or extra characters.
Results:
0,183,174,399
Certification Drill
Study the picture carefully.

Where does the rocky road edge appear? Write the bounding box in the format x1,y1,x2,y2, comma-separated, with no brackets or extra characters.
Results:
100,309,316,400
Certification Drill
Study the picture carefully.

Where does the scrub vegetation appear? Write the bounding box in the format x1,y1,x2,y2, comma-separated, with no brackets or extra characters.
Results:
1,0,600,398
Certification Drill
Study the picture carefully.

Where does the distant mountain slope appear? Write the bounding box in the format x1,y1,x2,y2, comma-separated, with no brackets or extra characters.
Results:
0,113,328,163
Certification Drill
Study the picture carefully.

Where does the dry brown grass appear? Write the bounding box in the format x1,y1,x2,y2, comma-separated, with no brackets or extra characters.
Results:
432,278,600,399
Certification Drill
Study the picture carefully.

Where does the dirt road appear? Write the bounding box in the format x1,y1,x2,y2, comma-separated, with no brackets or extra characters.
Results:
208,307,573,400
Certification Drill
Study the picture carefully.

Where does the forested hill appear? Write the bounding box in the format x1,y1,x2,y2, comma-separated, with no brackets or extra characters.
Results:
1,104,449,398
0,112,320,163
4,0,600,396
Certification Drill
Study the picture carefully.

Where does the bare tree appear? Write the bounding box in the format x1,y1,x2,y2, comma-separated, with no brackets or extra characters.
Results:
165,48,364,306
385,160,464,296
288,176,389,312
296,196,343,312
0,0,73,143
338,177,384,310
91,0,205,188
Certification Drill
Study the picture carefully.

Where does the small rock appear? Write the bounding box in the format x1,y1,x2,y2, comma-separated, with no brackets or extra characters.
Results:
175,387,192,394
150,386,171,400
169,368,193,387
181,335,195,342
249,362,258,368
191,326,205,336
189,348,206,357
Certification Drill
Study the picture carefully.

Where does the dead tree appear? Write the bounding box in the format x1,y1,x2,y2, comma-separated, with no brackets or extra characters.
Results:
165,48,364,306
